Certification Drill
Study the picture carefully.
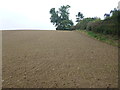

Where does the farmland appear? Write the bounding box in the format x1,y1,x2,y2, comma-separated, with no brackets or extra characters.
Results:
2,30,118,88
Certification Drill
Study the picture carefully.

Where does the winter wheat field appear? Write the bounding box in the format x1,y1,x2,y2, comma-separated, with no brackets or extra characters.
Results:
2,30,118,88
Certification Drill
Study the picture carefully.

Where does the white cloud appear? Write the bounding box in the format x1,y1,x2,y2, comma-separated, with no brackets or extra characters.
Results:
0,0,119,30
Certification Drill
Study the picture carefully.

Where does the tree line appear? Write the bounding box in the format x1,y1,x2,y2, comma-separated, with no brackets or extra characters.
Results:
49,5,120,36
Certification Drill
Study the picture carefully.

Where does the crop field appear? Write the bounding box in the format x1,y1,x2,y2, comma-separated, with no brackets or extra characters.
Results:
2,30,118,88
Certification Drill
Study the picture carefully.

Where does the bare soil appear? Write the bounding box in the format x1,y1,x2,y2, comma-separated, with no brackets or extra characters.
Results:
2,30,118,88
0,30,2,89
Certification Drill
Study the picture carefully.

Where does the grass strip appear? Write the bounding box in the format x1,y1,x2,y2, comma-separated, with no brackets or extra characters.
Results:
76,30,119,47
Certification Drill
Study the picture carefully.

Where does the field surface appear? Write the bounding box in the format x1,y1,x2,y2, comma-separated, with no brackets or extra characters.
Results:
0,31,2,89
2,30,118,88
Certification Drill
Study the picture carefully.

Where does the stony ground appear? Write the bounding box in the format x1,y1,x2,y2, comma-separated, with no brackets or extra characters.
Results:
2,30,118,88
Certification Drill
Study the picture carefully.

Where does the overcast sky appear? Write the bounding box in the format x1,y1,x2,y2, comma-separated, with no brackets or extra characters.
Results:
0,0,119,30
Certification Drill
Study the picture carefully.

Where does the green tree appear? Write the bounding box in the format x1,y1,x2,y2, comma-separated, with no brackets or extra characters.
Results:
50,5,74,30
56,20,73,30
76,12,84,22
110,8,118,16
50,8,59,26
104,13,110,19
110,8,120,20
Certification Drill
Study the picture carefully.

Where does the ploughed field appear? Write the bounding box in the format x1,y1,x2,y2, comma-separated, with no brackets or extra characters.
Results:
2,30,118,88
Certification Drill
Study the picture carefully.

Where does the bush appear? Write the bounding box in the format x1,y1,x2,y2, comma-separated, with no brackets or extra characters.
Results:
75,10,120,36
75,17,100,30
86,19,119,35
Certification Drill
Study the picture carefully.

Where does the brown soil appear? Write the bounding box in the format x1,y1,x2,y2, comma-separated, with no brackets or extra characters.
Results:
0,30,2,89
2,30,118,88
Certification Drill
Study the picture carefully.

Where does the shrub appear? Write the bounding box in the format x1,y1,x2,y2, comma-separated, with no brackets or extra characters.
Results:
75,10,120,36
75,17,100,30
86,19,119,35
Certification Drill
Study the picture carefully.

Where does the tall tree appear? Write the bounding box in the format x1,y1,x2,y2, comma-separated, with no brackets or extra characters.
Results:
50,5,73,30
110,8,118,17
76,12,84,22
104,13,110,19
59,5,70,20
50,8,59,26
